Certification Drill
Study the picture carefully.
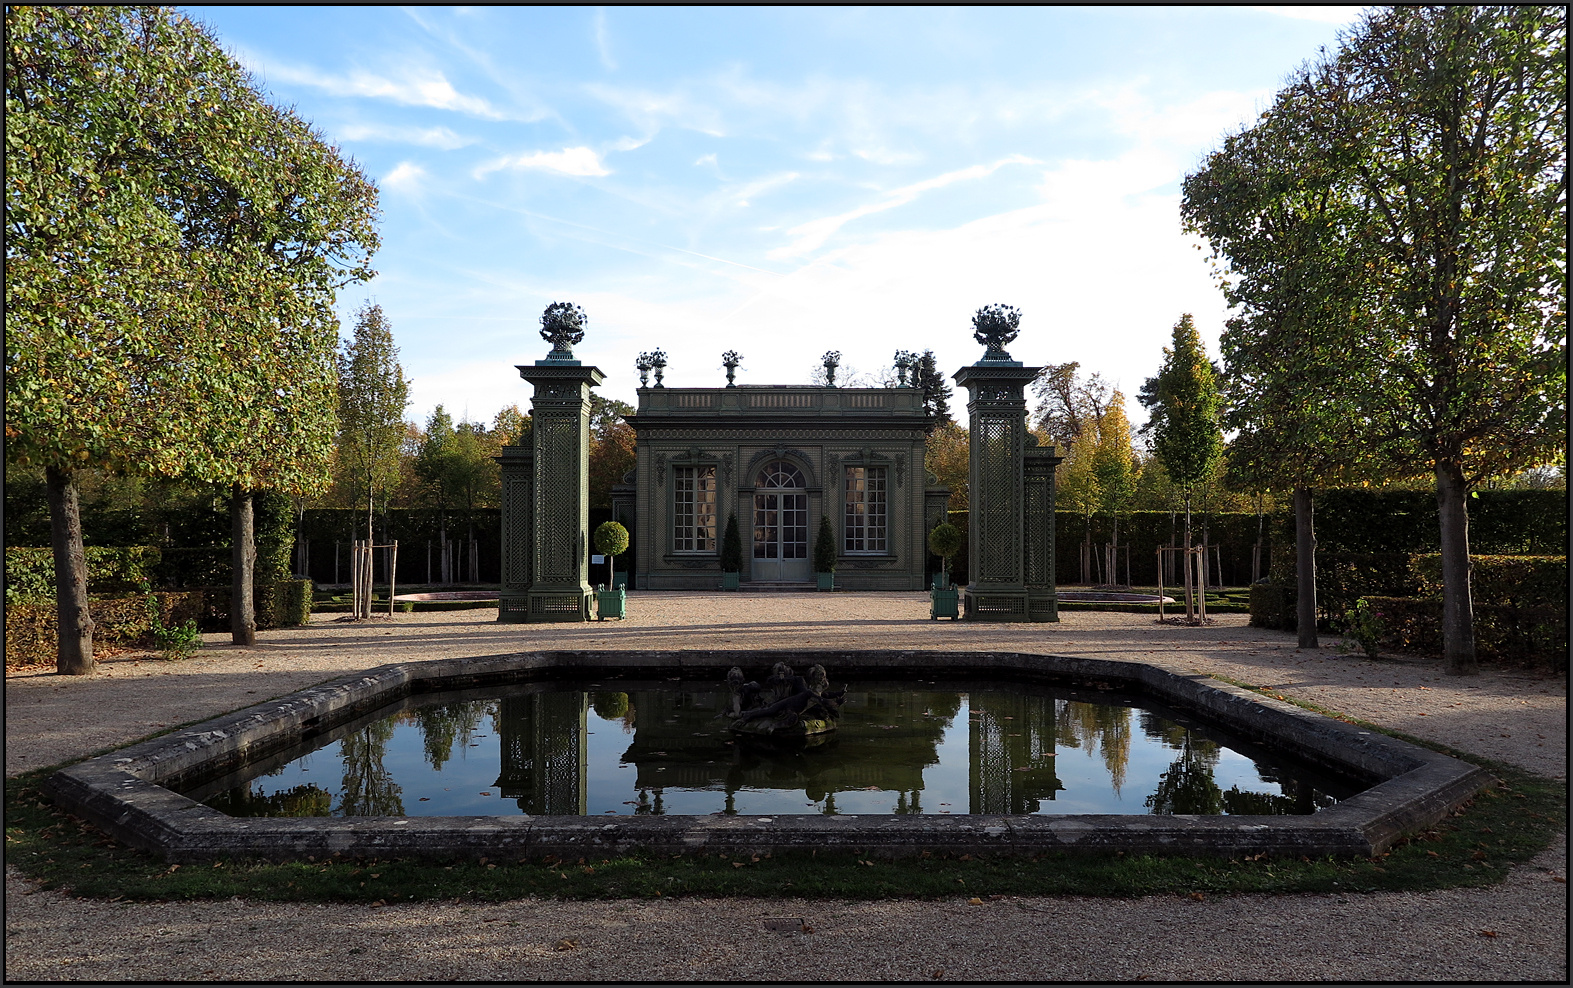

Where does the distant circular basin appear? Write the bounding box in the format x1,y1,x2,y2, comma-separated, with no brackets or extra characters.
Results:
392,591,500,602
1058,591,1176,604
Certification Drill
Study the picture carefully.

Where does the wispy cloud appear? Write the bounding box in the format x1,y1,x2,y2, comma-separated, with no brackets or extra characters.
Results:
594,8,617,70
473,146,612,179
772,155,1038,258
382,162,427,195
262,61,511,119
585,83,727,137
337,123,476,150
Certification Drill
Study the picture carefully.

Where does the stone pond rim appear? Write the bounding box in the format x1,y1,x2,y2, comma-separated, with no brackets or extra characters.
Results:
43,649,1490,863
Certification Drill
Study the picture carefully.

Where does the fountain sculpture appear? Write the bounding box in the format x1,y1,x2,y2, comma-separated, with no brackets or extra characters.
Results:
725,663,846,741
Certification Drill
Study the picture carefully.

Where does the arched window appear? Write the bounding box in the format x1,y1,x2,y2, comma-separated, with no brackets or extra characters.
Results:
755,461,805,489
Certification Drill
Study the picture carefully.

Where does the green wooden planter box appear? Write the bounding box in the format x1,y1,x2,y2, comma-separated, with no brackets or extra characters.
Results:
930,586,960,620
721,572,740,590
816,572,835,591
596,586,627,620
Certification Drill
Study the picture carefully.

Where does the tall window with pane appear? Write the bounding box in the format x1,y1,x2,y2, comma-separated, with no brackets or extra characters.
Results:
843,466,887,552
673,466,716,552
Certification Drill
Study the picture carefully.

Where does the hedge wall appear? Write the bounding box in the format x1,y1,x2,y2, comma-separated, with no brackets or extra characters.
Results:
1410,554,1566,607
1251,553,1568,669
6,590,208,668
4,579,313,668
1363,596,1567,672
4,546,163,602
1267,488,1566,562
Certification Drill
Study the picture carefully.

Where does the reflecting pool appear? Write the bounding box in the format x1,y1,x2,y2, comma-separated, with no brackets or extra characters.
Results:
187,679,1364,818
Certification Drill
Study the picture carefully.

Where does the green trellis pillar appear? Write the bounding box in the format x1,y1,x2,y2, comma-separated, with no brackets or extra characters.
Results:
955,360,1043,620
499,346,604,622
1024,441,1063,621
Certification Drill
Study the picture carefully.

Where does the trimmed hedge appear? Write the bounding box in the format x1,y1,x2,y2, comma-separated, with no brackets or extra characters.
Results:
5,590,209,668
273,579,313,628
1252,551,1418,631
4,546,163,602
1268,488,1566,561
1410,554,1566,607
1363,595,1568,672
4,579,312,668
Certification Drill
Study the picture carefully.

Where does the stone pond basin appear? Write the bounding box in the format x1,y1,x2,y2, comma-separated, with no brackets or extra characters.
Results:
44,649,1489,863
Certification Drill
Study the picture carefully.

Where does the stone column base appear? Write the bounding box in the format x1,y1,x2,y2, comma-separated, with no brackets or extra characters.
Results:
962,588,1058,622
498,590,593,622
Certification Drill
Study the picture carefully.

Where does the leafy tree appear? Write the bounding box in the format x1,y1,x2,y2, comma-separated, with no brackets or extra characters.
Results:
490,404,530,447
1184,50,1387,646
1056,419,1102,583
1092,391,1139,584
926,522,963,583
336,303,410,560
1138,315,1224,599
914,350,953,423
1031,362,1112,453
1322,6,1566,673
413,406,472,581
587,394,635,509
5,7,376,667
924,420,970,511
1187,6,1567,670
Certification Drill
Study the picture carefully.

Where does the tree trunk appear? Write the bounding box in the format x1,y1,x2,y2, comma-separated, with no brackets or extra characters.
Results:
46,465,95,675
231,484,256,646
1294,484,1317,649
1435,462,1478,675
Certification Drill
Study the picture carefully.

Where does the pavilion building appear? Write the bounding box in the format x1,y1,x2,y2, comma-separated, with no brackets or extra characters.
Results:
612,383,951,590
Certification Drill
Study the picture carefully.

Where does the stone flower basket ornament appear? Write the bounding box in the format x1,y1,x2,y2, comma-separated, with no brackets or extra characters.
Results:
540,301,587,361
821,350,842,388
720,512,743,590
813,514,838,590
928,522,963,619
721,350,743,387
593,521,629,619
972,303,1021,361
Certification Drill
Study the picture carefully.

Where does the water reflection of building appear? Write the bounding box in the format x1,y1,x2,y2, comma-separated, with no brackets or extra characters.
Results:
493,692,587,815
969,692,1063,814
617,688,960,811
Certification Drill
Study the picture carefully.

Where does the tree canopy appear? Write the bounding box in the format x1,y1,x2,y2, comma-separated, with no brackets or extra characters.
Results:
5,6,378,489
5,6,378,671
1182,5,1567,670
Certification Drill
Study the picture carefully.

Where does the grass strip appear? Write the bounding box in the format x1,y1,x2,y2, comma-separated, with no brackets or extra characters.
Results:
7,708,1563,904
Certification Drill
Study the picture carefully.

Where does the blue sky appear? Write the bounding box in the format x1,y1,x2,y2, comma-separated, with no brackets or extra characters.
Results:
182,5,1366,429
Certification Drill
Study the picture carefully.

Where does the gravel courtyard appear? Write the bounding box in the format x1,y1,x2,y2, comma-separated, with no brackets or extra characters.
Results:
6,593,1566,981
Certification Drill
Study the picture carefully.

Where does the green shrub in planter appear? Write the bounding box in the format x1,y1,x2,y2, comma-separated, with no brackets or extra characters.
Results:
720,513,743,588
813,514,837,588
593,521,630,591
928,523,963,587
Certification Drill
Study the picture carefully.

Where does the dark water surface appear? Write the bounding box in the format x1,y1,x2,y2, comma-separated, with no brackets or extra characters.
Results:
187,678,1365,819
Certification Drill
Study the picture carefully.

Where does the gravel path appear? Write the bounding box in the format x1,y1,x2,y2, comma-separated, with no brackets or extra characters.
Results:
6,594,1567,981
